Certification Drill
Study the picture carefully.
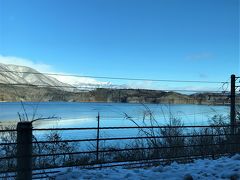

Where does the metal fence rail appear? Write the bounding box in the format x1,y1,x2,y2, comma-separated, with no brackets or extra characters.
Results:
0,122,240,179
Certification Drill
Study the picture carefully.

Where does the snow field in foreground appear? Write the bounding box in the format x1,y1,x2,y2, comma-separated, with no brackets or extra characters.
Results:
55,154,240,180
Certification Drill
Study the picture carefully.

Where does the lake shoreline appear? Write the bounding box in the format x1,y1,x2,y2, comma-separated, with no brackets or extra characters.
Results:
0,101,231,107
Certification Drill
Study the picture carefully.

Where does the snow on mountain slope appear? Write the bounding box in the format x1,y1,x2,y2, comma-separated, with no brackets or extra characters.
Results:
50,75,112,89
0,63,72,89
0,63,112,91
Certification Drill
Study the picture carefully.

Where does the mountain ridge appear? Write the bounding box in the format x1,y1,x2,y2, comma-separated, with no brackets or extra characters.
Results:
0,63,237,104
0,63,71,89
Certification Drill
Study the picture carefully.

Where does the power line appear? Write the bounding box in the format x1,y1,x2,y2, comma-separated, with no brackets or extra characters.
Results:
0,82,230,93
0,70,228,84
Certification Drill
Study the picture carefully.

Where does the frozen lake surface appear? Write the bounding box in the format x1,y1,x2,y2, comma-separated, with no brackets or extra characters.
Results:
0,102,230,140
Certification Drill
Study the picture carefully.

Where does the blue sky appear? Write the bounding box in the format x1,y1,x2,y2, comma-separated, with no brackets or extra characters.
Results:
0,0,239,90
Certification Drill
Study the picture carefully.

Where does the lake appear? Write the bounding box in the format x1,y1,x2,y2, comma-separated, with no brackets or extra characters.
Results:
0,102,230,141
0,102,230,126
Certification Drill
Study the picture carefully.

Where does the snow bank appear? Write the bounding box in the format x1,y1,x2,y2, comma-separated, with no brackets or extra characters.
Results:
54,154,240,180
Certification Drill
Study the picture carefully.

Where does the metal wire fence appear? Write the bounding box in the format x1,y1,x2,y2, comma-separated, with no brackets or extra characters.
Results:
0,121,240,179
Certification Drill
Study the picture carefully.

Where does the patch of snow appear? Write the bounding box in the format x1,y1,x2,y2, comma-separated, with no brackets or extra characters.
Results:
53,155,240,180
50,75,112,89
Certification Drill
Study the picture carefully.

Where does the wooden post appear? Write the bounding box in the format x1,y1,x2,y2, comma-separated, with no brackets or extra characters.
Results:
16,121,32,180
230,74,236,135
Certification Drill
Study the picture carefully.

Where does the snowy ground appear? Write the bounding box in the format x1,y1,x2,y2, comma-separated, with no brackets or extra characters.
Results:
54,154,240,180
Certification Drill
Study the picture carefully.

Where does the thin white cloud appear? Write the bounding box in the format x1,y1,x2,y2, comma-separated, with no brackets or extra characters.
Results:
199,73,208,79
0,55,53,72
0,55,111,87
186,52,215,61
126,81,155,89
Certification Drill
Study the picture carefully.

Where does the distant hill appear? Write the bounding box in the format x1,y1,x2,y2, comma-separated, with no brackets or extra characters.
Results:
0,85,236,105
0,63,238,105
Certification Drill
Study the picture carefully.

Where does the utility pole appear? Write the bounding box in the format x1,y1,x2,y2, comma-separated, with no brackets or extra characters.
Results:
230,74,236,134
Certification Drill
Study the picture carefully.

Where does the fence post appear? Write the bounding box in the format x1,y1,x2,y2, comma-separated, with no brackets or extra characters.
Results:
96,112,100,164
230,74,236,135
16,121,32,180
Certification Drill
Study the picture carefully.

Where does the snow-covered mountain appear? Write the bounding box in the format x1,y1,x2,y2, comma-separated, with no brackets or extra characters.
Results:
50,75,112,90
0,63,111,91
0,63,75,91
